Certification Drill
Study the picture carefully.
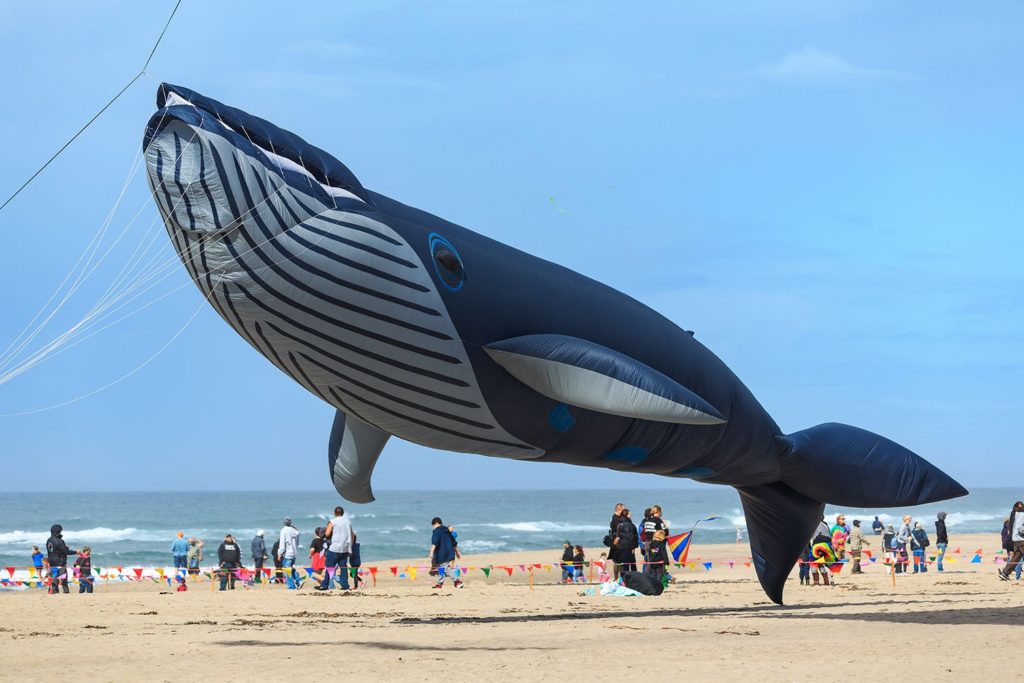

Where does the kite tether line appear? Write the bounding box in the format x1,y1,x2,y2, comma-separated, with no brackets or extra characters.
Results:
0,0,182,214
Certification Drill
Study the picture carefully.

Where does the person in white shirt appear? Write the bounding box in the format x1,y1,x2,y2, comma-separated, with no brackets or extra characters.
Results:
277,518,301,589
316,506,355,591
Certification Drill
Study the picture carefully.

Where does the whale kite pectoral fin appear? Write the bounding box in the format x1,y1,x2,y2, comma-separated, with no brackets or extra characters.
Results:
484,334,725,425
328,410,390,504
736,482,825,605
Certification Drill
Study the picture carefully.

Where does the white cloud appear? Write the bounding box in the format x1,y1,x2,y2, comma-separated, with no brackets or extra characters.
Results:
751,47,908,85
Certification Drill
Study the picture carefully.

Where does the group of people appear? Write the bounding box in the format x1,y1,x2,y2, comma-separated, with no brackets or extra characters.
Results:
998,501,1024,581
800,512,950,585
35,525,96,594
604,503,672,584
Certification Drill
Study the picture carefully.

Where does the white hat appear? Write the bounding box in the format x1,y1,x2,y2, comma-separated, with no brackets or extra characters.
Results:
257,529,264,536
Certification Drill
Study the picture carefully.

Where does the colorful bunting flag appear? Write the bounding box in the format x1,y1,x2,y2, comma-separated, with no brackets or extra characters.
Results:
702,561,712,571
481,567,491,577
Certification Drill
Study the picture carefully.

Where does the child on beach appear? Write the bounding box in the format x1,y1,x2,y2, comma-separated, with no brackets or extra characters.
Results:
596,553,611,583
572,546,586,583
74,547,93,594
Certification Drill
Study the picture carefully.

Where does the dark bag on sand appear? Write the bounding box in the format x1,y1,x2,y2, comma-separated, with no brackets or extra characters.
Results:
621,571,664,596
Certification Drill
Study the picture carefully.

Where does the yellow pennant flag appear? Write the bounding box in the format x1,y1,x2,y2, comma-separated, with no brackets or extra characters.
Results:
408,566,417,581
28,568,36,578
155,568,165,578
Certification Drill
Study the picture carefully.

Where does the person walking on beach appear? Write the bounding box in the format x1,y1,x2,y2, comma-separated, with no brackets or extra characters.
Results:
171,532,189,581
849,520,869,574
872,516,884,535
999,501,1024,581
934,512,948,572
217,533,241,591
46,524,77,594
911,522,930,573
429,517,463,589
1001,518,1022,580
572,545,586,583
309,527,327,587
187,538,203,577
278,519,301,590
318,506,354,591
74,547,94,593
251,530,267,584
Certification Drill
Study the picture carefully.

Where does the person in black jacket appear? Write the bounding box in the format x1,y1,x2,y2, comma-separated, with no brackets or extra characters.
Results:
45,524,77,594
934,512,948,572
615,508,639,574
560,541,574,583
217,533,241,591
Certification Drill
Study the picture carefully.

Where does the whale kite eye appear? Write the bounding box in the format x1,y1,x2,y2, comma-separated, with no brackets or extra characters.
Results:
428,233,466,292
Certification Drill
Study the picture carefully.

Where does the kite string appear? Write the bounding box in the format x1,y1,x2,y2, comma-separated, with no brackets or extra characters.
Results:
0,0,182,214
0,197,341,416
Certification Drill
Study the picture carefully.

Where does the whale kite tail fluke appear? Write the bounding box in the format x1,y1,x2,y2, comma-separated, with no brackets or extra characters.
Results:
739,422,967,604
736,482,824,605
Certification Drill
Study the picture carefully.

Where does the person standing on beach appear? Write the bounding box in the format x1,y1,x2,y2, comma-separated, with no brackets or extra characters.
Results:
911,522,930,573
896,516,913,574
848,520,869,574
999,501,1024,581
217,533,241,590
171,532,189,581
187,538,203,577
31,545,45,581
872,516,884,535
606,503,625,579
318,506,354,591
309,527,328,586
251,530,267,584
429,517,463,589
278,519,301,590
560,541,575,583
641,505,667,568
74,547,93,593
934,512,948,572
45,524,77,594
882,524,896,574
830,515,849,571
615,508,639,573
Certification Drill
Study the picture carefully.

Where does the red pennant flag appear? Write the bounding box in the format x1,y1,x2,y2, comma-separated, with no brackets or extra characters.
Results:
974,548,983,555
953,547,960,554
532,563,542,569
4,567,13,578
743,562,751,568
503,566,513,576
368,567,378,576
262,567,272,576
133,568,143,580
390,566,398,577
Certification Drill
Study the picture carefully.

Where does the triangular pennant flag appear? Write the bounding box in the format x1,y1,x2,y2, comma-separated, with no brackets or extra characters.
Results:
5,567,14,578
133,568,143,580
369,567,378,577
263,567,272,576
518,564,526,572
503,566,513,576
453,567,460,578
481,567,491,577
974,548,983,554
744,562,751,568
953,547,961,554
155,568,165,578
304,568,314,577
727,561,735,569
437,566,446,577
166,577,173,586
971,554,982,563
703,562,712,571
532,563,542,569
408,567,417,581
390,566,398,577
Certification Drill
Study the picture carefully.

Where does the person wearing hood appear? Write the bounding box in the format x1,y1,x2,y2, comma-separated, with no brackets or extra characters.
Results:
171,532,189,581
882,524,896,575
934,512,949,572
278,518,301,589
911,522,930,573
251,530,267,584
45,524,77,594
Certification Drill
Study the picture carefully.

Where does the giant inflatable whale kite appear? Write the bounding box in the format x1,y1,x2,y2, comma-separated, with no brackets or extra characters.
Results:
143,84,966,603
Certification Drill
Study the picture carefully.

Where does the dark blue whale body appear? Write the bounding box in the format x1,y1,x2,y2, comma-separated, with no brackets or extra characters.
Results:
144,84,967,604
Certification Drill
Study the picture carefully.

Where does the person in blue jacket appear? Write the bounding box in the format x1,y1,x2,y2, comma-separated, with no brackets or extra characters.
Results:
429,517,462,590
171,532,189,581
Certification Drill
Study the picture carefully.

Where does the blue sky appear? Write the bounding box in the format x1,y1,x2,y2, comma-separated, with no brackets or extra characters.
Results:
0,1,1020,490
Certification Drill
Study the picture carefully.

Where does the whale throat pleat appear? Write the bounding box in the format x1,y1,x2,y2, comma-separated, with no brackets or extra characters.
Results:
485,334,725,425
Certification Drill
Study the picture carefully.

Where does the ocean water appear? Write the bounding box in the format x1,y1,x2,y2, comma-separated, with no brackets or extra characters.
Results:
0,487,1017,568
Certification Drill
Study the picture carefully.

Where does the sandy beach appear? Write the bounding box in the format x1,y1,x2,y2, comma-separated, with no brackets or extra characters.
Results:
1,532,1019,681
